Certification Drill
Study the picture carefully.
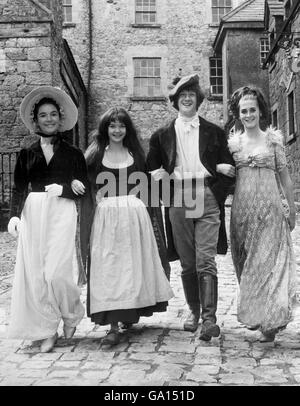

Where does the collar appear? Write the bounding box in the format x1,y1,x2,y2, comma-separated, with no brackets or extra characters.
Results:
176,113,199,128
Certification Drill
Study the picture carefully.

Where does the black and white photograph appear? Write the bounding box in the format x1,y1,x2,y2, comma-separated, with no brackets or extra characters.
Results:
0,0,300,391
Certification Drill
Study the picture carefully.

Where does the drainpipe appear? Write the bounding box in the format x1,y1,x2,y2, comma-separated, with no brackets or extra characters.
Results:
86,0,93,147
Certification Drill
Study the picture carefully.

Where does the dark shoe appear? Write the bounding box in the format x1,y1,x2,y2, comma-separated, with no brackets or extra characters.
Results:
102,330,120,346
199,274,218,323
199,320,220,341
259,329,277,343
40,333,58,353
63,325,76,339
246,324,260,331
119,322,133,329
181,272,200,313
183,311,200,332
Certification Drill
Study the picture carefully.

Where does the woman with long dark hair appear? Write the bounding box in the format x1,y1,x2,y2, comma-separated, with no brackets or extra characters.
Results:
80,107,173,346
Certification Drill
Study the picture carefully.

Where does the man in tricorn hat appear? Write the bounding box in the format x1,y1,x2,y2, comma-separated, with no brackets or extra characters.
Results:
146,73,235,340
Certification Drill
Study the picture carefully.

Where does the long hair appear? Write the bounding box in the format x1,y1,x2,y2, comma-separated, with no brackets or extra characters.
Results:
227,85,270,132
85,107,146,173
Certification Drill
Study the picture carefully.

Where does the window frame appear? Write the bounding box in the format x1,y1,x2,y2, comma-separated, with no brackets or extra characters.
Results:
63,0,73,24
133,57,162,98
135,0,157,25
211,0,232,25
260,37,270,66
209,57,223,97
287,88,297,142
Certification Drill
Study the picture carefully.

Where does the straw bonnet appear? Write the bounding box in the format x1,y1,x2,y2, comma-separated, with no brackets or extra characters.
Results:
20,86,78,132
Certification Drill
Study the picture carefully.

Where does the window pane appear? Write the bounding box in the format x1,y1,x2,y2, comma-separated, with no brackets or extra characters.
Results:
210,58,223,95
63,6,72,22
133,58,161,96
135,0,156,23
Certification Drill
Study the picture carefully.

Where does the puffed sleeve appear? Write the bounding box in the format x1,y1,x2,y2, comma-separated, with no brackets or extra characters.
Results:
274,143,287,173
9,149,29,218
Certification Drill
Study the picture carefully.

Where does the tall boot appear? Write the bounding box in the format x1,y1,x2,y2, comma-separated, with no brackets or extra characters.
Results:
181,273,200,332
199,273,220,341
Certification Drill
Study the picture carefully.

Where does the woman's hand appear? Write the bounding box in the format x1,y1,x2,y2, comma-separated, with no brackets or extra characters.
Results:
45,183,63,197
288,211,296,231
71,179,86,195
149,167,168,181
8,216,20,237
216,164,235,178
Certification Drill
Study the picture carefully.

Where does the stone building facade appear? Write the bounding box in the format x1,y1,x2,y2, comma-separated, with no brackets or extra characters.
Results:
264,0,300,201
63,0,245,149
213,0,270,125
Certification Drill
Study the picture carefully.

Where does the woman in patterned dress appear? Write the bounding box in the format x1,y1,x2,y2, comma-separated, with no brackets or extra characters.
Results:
225,85,297,342
80,107,174,346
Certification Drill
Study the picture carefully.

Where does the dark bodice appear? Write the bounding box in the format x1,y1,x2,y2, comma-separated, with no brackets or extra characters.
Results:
10,138,88,217
95,163,142,198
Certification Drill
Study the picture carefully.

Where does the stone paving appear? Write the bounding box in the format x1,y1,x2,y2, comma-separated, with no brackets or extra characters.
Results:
0,209,300,387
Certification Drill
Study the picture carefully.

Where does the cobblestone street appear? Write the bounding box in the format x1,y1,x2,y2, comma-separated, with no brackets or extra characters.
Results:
0,208,300,387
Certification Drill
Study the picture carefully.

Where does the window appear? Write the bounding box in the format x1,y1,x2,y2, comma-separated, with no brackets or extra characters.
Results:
209,57,223,96
133,58,161,97
63,0,73,23
135,0,156,24
260,38,270,65
212,0,232,24
272,109,278,129
287,90,296,139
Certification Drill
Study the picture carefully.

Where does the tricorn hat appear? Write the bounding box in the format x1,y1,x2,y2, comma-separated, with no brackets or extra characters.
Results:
20,86,78,132
168,73,204,110
169,73,200,102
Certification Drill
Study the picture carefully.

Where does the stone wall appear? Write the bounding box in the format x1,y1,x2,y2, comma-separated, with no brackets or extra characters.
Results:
61,0,91,88
268,12,300,201
64,0,236,150
0,0,61,151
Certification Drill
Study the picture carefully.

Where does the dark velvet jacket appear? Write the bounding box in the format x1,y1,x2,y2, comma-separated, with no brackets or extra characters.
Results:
146,116,235,258
10,137,88,218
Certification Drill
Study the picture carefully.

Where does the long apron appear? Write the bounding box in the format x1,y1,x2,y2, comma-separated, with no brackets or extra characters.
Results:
8,192,85,340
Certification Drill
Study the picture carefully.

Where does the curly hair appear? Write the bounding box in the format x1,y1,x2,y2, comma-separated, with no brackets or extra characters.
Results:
228,85,270,131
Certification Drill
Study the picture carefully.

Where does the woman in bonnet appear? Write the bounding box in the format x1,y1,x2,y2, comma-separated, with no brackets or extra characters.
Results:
225,85,297,342
7,86,88,352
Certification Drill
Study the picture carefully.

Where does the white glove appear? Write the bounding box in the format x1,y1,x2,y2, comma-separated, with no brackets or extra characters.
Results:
45,183,63,197
71,179,86,195
8,216,20,237
149,167,168,181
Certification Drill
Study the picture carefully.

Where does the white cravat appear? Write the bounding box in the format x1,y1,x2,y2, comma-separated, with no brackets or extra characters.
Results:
174,113,211,180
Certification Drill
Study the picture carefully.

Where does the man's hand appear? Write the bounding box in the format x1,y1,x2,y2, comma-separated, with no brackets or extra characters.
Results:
216,164,235,178
8,216,20,237
45,183,63,197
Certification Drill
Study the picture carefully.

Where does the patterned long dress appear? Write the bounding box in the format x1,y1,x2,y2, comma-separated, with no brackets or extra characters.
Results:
228,128,297,333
